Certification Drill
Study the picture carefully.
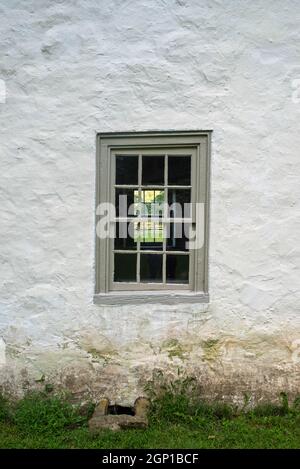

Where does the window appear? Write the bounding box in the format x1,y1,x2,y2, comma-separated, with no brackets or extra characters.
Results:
95,131,211,304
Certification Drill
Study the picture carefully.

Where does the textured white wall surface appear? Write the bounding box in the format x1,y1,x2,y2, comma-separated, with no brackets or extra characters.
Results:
1,0,300,404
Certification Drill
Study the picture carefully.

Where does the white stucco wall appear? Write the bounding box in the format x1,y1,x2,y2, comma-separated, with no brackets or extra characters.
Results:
1,0,300,404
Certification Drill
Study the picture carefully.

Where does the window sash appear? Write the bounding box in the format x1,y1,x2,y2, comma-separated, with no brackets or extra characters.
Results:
95,132,210,296
109,147,197,291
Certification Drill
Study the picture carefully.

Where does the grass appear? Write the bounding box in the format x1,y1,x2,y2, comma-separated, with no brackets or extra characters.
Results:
1,383,300,449
1,415,300,449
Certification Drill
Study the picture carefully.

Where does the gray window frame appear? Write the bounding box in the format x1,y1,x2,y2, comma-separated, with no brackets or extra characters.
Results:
94,131,211,305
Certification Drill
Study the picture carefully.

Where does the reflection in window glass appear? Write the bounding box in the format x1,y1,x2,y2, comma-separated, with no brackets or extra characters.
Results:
141,190,164,217
168,189,191,218
137,222,163,250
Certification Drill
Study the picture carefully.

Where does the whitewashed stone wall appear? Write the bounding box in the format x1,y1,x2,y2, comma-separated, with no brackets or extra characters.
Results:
1,0,300,405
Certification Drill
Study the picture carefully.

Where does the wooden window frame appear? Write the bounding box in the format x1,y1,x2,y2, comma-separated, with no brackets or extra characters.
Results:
94,131,211,305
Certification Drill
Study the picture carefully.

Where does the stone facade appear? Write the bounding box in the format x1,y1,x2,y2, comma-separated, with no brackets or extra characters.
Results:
0,0,300,405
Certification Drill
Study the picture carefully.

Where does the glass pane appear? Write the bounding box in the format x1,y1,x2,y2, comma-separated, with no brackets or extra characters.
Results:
166,255,189,283
114,253,137,282
115,189,139,217
142,155,164,185
168,156,191,185
168,189,191,218
114,222,137,250
141,189,164,217
116,155,138,185
140,254,163,282
166,223,189,251
138,222,163,250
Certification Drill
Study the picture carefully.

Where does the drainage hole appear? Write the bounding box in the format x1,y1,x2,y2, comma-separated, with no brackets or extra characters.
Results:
108,405,135,416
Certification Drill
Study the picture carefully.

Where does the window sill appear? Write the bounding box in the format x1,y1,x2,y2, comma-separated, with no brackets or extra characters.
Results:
93,291,209,305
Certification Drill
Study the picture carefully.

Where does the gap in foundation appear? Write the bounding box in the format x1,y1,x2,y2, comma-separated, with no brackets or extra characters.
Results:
108,405,135,416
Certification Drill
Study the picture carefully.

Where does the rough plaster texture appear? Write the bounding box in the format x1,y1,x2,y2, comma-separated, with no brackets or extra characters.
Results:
1,0,300,405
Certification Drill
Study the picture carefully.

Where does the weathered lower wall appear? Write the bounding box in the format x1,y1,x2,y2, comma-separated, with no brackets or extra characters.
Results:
1,0,300,404
1,304,300,405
